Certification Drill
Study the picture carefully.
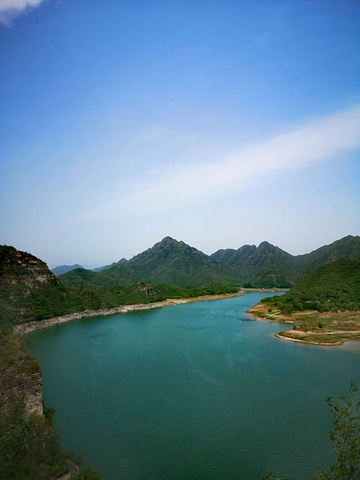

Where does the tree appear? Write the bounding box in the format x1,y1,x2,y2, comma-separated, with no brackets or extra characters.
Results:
263,384,360,480
312,383,360,480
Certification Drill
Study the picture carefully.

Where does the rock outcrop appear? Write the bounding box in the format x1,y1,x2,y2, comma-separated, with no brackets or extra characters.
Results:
0,245,57,289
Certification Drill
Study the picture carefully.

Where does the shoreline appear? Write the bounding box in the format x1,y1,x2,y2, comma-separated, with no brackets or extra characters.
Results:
248,309,360,347
273,332,344,347
15,292,242,336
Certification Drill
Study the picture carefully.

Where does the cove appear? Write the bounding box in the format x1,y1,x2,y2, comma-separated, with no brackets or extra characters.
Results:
25,292,360,480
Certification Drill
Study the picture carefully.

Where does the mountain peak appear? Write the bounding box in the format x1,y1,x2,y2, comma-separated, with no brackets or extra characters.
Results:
159,236,180,245
258,241,276,252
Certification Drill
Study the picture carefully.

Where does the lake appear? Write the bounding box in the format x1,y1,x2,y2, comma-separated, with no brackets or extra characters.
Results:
25,292,360,480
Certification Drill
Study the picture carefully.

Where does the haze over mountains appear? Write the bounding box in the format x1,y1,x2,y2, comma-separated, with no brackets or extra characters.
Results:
58,235,360,289
51,264,84,276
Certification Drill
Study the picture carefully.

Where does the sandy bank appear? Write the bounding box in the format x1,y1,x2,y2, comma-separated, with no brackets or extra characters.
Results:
247,305,360,347
273,333,344,347
15,292,242,336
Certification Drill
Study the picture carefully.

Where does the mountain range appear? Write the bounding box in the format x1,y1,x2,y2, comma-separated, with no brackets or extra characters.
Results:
58,235,360,289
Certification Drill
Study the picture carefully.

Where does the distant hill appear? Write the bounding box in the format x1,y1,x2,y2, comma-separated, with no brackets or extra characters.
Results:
263,258,360,313
294,235,360,277
102,236,241,288
211,241,295,287
60,237,241,288
212,235,360,287
58,235,360,290
51,264,84,276
58,268,119,289
93,261,119,272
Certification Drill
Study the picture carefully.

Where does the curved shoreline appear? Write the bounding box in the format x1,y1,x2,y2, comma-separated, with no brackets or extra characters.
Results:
15,292,242,336
248,311,360,347
273,332,344,347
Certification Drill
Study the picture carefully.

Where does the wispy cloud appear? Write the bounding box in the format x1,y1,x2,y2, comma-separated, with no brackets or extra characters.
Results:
0,0,46,26
75,104,360,223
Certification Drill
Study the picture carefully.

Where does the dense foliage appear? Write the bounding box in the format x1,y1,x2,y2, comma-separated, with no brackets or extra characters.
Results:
262,259,360,314
0,400,76,480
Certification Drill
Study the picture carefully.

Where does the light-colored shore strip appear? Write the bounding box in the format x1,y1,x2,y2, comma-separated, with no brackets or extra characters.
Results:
249,311,360,347
274,330,360,346
14,292,242,336
273,333,344,347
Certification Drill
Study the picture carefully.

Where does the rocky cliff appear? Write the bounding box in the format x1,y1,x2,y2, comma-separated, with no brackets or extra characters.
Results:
0,245,51,415
0,245,57,289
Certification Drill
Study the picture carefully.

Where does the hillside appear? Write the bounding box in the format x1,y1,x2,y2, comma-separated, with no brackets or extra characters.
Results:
61,236,242,289
263,258,360,313
294,235,360,277
248,258,360,346
212,235,360,287
211,241,296,287
59,267,120,289
58,235,360,290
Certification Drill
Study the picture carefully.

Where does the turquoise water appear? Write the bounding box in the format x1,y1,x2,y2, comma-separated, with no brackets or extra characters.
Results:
25,293,360,480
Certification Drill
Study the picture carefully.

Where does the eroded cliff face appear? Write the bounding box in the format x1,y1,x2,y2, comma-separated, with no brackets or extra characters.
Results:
0,246,51,415
2,369,43,415
0,334,43,416
0,245,57,289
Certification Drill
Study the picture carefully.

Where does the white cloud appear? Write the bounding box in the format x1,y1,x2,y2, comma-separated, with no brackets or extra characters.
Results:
118,104,360,213
71,104,360,225
0,0,46,26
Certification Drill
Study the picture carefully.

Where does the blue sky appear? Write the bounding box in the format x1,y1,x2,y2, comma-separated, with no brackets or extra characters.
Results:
0,0,359,268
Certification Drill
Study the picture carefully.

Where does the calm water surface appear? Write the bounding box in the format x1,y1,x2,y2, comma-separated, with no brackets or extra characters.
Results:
25,293,360,480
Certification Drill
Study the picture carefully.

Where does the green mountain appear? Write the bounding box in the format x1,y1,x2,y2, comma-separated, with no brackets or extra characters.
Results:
60,237,241,289
294,235,360,277
211,235,360,287
211,241,296,287
103,236,241,288
58,235,360,290
59,267,120,289
51,264,84,276
263,258,360,313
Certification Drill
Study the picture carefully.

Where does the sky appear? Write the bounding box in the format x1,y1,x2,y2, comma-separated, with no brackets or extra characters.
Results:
0,0,359,269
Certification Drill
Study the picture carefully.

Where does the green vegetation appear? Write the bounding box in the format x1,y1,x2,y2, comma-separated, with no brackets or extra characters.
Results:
262,259,360,314
248,259,360,345
58,268,119,289
212,235,360,288
263,383,360,480
0,400,68,479
60,236,242,288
